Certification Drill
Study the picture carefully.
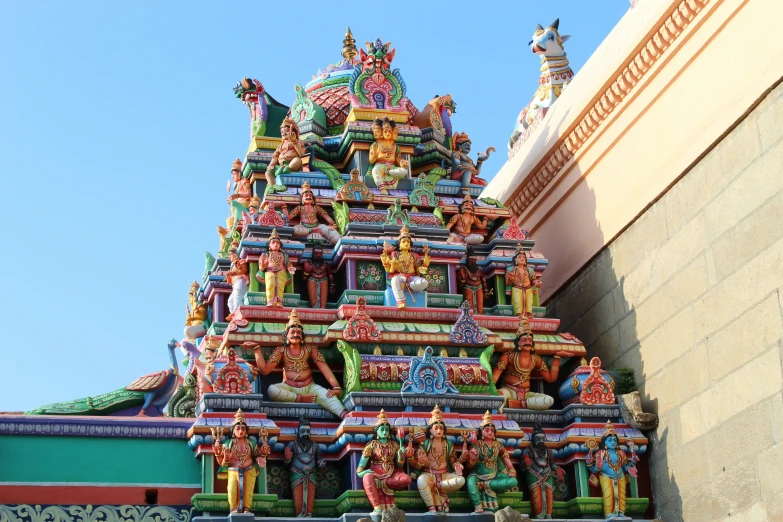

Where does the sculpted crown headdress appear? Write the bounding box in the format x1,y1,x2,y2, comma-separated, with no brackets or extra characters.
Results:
190,281,200,291
301,181,312,193
602,420,616,437
232,158,243,171
204,335,221,351
480,410,494,428
232,408,247,428
249,195,261,209
375,409,390,427
462,193,474,205
429,404,444,426
287,309,303,329
229,240,239,253
516,315,533,337
453,131,470,147
398,226,411,241
269,228,281,241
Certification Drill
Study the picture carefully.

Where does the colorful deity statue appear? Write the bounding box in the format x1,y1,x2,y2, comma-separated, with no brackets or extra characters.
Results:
493,316,570,410
380,226,430,309
509,19,573,151
446,194,488,245
250,309,346,418
505,246,541,317
265,117,306,194
368,118,409,194
283,416,326,517
523,423,564,519
228,159,253,219
256,229,294,308
184,281,209,341
243,196,262,225
464,411,518,512
213,409,271,514
450,132,494,190
281,182,341,244
217,216,238,259
408,405,465,513
357,410,412,512
226,241,249,320
302,246,334,309
586,421,639,520
458,249,489,314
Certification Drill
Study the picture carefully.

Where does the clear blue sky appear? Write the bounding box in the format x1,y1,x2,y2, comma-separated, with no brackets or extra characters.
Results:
0,1,629,411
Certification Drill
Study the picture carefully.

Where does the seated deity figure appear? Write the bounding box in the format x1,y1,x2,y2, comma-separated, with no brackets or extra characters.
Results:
368,117,409,194
281,182,341,244
464,411,518,512
256,229,294,308
249,309,347,418
493,316,570,410
380,226,430,309
265,117,306,193
356,410,412,512
446,194,488,245
226,241,249,320
505,246,541,317
408,405,465,513
450,132,494,190
586,421,639,520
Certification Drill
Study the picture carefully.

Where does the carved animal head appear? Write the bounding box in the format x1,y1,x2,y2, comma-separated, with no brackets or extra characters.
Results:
529,19,570,57
359,38,395,77
233,77,264,102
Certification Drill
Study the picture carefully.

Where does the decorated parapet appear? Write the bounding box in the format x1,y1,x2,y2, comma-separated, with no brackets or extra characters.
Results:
22,29,656,522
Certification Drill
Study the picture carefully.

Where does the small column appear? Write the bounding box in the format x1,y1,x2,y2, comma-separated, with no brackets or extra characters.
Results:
346,259,357,290
573,460,590,498
629,474,639,498
447,265,457,295
202,454,215,494
349,451,363,490
494,275,507,305
215,294,226,323
249,262,259,292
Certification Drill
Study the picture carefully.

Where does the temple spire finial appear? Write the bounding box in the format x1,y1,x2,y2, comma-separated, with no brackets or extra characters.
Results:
342,27,357,61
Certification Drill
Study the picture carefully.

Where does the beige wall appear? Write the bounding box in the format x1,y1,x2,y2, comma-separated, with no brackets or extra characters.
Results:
547,82,783,521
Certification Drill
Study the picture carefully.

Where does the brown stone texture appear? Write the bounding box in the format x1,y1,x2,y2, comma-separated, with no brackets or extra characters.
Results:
547,82,783,520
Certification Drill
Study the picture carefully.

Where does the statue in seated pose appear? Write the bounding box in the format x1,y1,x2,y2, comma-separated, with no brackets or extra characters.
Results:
281,182,341,244
493,316,570,410
303,246,334,309
505,246,540,317
265,117,305,193
226,242,249,320
357,410,411,512
523,423,564,519
446,193,488,245
256,229,295,308
464,411,518,512
250,309,346,418
284,416,326,517
450,132,494,190
380,226,430,309
368,117,409,194
213,409,270,514
586,421,639,520
408,405,465,513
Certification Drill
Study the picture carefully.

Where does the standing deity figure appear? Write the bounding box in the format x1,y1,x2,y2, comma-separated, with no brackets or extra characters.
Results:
213,409,271,514
256,229,295,308
243,196,262,225
250,309,346,418
284,416,326,517
523,423,565,519
228,159,253,218
464,411,518,512
408,405,465,513
446,194,488,245
380,226,430,309
357,410,412,512
586,421,639,520
450,132,494,190
493,316,570,410
302,246,334,309
368,117,409,194
184,281,209,341
505,246,541,317
265,117,306,193
281,182,341,244
226,242,249,320
458,250,489,314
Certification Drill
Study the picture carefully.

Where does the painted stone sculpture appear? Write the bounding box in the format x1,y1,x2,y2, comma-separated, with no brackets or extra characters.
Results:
265,117,306,194
505,245,541,317
450,132,494,190
586,421,639,520
380,226,430,308
464,411,518,512
242,195,262,225
412,94,456,137
356,410,411,512
338,168,373,203
350,39,407,110
234,78,268,139
284,416,326,517
256,229,294,308
282,182,341,244
408,405,465,513
523,423,564,519
458,249,489,314
213,409,271,514
228,158,253,220
184,281,208,341
250,309,346,418
368,117,409,194
226,242,249,320
446,194,488,245
493,316,570,410
302,246,334,309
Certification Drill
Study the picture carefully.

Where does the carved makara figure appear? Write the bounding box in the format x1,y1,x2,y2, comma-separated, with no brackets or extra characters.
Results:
505,246,541,317
380,226,430,309
464,411,518,512
356,410,411,512
446,193,488,245
265,117,306,193
284,416,326,517
250,309,346,418
458,249,489,314
302,246,334,309
586,421,639,520
226,242,249,320
282,182,341,244
368,117,409,194
493,316,570,410
450,132,494,190
256,229,294,308
523,423,564,519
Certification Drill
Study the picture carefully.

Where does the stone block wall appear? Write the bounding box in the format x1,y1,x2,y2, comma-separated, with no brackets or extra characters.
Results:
547,81,783,521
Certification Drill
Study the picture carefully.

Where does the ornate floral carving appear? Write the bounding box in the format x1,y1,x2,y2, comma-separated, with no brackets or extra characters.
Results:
213,349,253,394
343,297,381,342
449,300,488,344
